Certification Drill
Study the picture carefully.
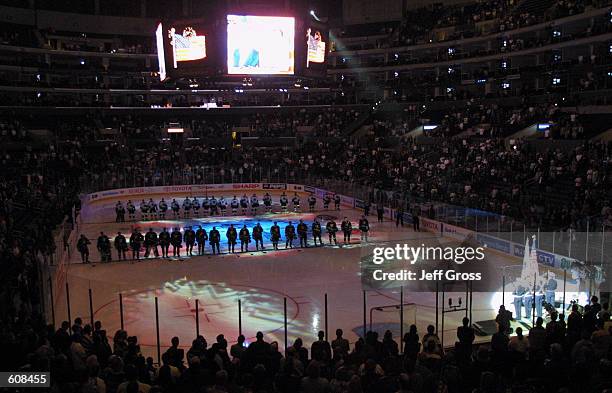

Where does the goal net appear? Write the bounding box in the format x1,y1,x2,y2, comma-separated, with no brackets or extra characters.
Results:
369,303,418,338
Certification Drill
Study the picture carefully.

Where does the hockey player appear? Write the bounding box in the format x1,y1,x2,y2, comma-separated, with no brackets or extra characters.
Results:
97,232,111,263
192,197,200,217
182,197,192,219
209,226,221,254
77,234,91,263
285,221,296,249
341,217,353,244
170,227,182,257
195,225,208,255
209,196,218,216
226,224,238,253
376,201,384,223
270,222,281,251
359,216,370,242
312,219,323,246
202,197,210,217
231,196,240,215
239,225,251,252
130,229,144,260
363,200,371,217
253,223,264,251
158,198,168,220
144,228,159,258
115,201,125,223
219,196,227,216
159,228,170,258
323,194,331,210
292,193,301,213
297,220,308,248
334,194,341,211
280,192,289,213
184,226,196,256
148,198,157,220
114,231,128,260
171,199,180,219
240,194,249,215
140,199,149,221
263,192,272,213
126,200,136,221
326,220,338,245
308,195,316,212
250,194,259,215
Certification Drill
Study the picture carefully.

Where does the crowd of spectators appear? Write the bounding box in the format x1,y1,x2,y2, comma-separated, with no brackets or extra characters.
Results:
2,296,612,392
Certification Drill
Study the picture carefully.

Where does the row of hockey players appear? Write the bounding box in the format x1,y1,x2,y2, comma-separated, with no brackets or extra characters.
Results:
77,216,370,263
114,193,343,222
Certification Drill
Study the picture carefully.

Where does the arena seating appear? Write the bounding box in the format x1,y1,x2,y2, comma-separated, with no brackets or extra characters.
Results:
0,0,611,391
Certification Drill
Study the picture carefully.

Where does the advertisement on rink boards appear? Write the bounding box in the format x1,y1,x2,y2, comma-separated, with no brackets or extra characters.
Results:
88,183,266,202
262,183,287,190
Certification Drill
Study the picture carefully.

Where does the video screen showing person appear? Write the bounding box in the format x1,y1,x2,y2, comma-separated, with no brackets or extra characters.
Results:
227,15,295,75
306,27,326,67
168,25,207,68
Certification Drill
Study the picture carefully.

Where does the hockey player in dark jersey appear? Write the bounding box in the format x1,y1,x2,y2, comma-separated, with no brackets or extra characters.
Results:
202,197,210,216
158,198,168,220
323,195,331,210
240,194,249,215
195,225,208,255
115,201,125,223
292,193,301,213
312,219,323,246
97,232,112,262
341,217,353,244
130,229,144,260
77,234,91,263
114,231,128,260
270,222,281,250
308,195,316,212
253,223,264,250
285,222,296,249
226,225,238,253
231,196,240,215
170,227,182,257
239,225,251,252
359,216,370,242
184,226,196,256
159,228,170,258
334,194,341,210
326,220,338,245
209,227,221,254
126,200,136,221
171,199,180,219
363,200,371,216
144,228,159,258
297,220,308,248
280,192,288,213
192,197,200,217
263,193,272,213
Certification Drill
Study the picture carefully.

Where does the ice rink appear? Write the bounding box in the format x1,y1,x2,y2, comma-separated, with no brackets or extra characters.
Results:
53,190,526,359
